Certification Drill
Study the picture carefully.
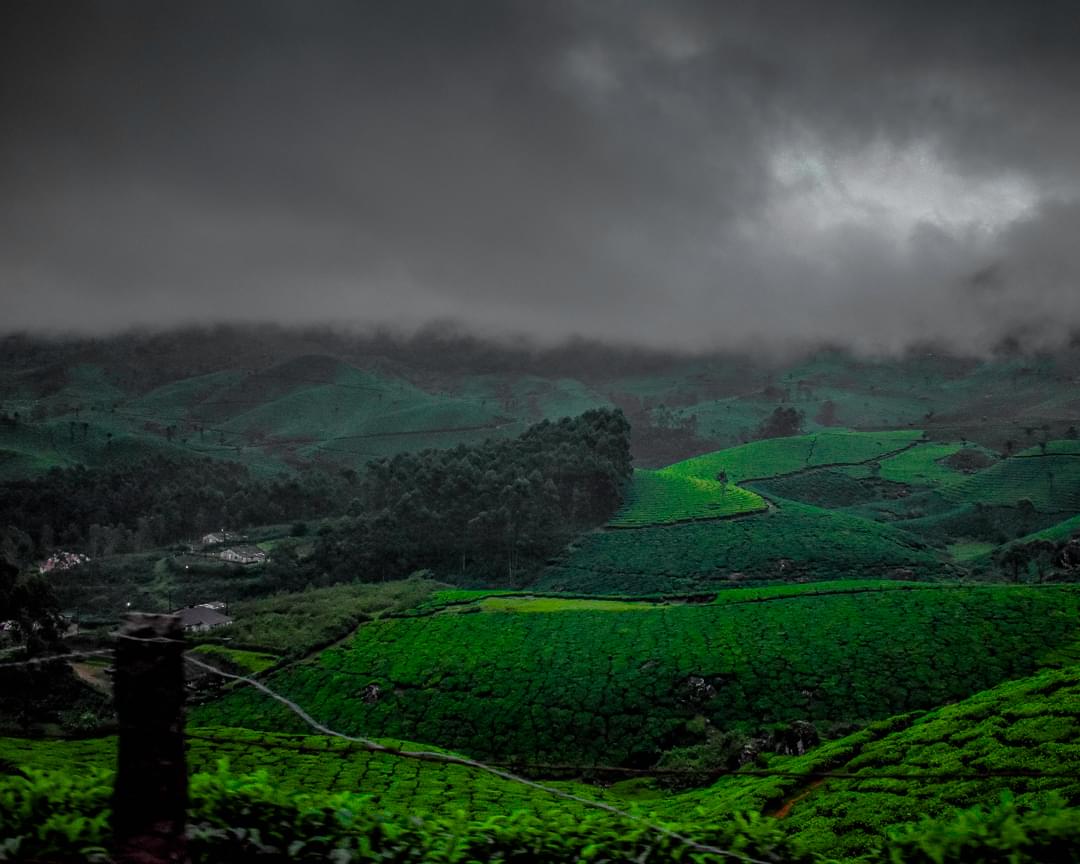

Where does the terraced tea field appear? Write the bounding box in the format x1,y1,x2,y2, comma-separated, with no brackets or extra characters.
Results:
546,500,943,594
607,469,767,526
667,430,923,484
875,441,996,488
667,661,1080,860
8,656,1080,861
191,585,1080,768
0,729,605,819
943,445,1080,512
607,430,925,528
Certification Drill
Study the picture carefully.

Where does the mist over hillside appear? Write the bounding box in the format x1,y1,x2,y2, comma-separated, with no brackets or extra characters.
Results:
4,325,1080,473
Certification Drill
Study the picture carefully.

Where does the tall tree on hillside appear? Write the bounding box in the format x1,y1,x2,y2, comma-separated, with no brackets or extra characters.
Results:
753,406,805,440
316,409,632,584
0,539,62,652
814,400,839,427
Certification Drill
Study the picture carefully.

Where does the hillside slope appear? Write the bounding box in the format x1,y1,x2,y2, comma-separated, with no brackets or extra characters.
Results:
190,585,1080,768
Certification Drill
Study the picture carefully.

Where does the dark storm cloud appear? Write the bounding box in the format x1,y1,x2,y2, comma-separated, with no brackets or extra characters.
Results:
2,0,1079,353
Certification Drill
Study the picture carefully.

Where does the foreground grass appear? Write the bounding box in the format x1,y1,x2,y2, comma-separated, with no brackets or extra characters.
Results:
5,661,1080,861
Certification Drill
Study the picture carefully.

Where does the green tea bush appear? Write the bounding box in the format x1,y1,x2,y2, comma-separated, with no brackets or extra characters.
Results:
883,794,1080,864
2,764,1078,863
0,764,810,864
707,663,1080,860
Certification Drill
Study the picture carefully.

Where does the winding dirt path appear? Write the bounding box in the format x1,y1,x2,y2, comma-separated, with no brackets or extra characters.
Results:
773,778,825,818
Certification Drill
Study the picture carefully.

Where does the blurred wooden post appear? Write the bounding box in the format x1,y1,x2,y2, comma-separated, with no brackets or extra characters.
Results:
113,613,189,864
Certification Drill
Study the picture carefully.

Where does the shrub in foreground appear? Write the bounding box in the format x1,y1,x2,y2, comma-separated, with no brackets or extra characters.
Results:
1,766,1078,863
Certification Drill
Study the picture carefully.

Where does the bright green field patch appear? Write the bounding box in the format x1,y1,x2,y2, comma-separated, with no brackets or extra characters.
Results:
607,469,767,527
947,541,997,561
191,644,280,674
193,586,1080,769
666,430,923,484
876,442,992,488
608,430,924,528
410,588,517,614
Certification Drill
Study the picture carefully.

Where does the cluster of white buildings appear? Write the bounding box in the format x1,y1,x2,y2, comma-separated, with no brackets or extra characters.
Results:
197,530,267,566
38,551,90,573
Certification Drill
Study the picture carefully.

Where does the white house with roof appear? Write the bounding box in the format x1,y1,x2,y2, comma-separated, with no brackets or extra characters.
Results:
219,545,266,565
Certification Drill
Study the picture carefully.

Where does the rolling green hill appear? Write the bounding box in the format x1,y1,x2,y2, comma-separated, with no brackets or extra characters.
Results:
660,660,1080,860
665,429,924,484
9,647,1080,862
191,584,1080,769
607,468,767,526
542,499,944,594
943,443,1080,512
5,331,1080,480
605,430,929,530
874,441,997,487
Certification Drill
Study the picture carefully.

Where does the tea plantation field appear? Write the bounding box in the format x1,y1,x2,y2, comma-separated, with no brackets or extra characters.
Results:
943,443,1080,512
606,431,922,528
0,729,606,820
607,469,767,527
748,468,930,511
543,500,944,594
191,585,1080,768
664,429,923,484
660,661,1080,860
6,658,1080,861
874,441,995,488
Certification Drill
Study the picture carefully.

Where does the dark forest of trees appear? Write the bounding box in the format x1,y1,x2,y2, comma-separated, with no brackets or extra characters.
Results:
0,458,362,562
1,409,631,603
0,550,60,648
310,409,632,584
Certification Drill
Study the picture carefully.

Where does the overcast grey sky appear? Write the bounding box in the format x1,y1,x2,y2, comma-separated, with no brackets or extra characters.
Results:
2,1,1079,353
